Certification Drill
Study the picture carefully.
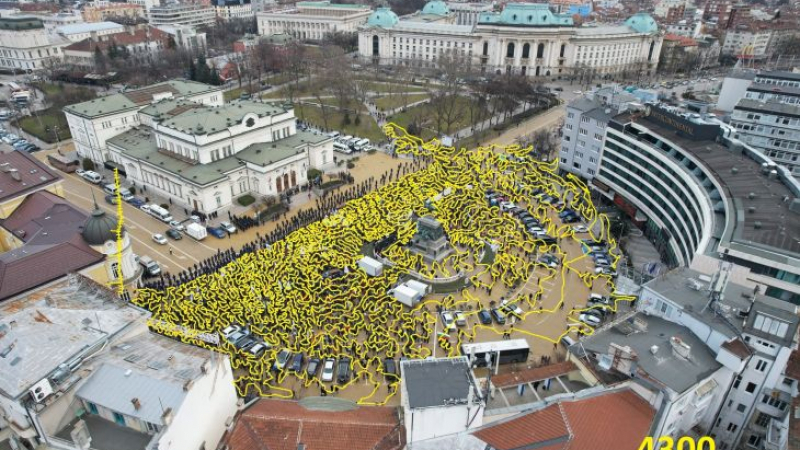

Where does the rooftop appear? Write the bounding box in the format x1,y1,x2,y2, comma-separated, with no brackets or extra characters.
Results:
0,191,105,301
64,80,222,118
756,71,800,82
0,16,44,30
0,150,61,204
108,124,328,187
746,82,800,98
391,21,474,34
297,0,371,9
735,97,800,118
64,28,170,53
613,106,800,258
478,3,574,26
578,314,722,394
0,276,144,399
472,388,655,450
642,267,755,338
224,399,404,450
155,100,286,135
56,21,124,35
401,357,479,409
491,361,577,388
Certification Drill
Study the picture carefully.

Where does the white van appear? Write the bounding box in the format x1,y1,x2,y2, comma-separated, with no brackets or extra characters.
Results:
354,138,370,151
0,110,12,120
81,171,102,184
333,142,352,154
327,131,341,139
102,184,118,196
147,204,173,223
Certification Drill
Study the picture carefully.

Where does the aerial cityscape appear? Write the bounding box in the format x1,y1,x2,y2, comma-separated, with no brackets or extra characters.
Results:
0,0,799,449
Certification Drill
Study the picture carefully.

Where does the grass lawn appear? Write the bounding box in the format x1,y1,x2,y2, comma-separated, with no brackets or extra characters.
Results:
388,96,488,137
295,104,384,142
374,93,429,111
17,108,71,143
224,87,246,102
311,97,366,112
32,82,63,97
361,81,428,94
263,72,294,86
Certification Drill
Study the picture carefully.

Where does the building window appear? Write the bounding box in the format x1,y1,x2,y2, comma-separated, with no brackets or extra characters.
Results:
736,403,746,413
755,359,767,372
747,435,762,448
726,423,738,432
536,43,544,58
522,43,530,58
745,382,757,394
87,402,98,414
506,42,515,58
755,412,771,427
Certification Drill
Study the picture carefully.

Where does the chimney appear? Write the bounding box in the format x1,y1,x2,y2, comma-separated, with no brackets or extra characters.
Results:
0,162,10,173
9,169,21,181
131,398,141,410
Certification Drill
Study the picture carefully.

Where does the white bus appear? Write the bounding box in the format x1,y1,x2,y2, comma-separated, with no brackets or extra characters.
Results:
147,204,173,223
461,339,530,367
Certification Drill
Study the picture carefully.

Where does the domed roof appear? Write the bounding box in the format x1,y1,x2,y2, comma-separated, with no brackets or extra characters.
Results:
625,12,658,34
367,7,399,28
422,0,449,16
81,207,119,246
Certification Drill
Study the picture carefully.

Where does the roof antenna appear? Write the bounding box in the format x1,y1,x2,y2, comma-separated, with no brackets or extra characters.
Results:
90,189,99,210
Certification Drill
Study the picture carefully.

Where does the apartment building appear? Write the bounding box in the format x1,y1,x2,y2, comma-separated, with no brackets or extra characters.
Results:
730,71,800,177
214,0,254,20
148,4,216,28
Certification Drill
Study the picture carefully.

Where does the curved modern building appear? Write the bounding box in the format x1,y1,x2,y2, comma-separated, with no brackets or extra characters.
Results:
594,103,800,303
359,2,663,78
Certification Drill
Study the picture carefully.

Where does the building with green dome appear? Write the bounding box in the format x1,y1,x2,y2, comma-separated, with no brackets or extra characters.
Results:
359,3,663,79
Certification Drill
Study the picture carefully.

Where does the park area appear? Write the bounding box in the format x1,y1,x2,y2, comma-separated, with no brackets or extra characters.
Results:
133,125,629,405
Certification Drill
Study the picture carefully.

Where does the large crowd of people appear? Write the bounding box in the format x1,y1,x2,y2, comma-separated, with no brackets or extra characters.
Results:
135,124,625,404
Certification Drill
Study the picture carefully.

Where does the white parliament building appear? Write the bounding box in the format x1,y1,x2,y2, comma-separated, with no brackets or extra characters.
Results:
65,80,334,214
359,2,664,78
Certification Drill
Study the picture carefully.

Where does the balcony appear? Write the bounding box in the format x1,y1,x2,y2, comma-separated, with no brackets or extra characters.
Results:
765,414,789,450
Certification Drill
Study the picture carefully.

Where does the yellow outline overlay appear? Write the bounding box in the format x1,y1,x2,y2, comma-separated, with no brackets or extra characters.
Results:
132,124,634,405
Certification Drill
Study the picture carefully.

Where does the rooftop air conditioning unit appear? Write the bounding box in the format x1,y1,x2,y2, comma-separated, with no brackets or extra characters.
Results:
29,378,54,403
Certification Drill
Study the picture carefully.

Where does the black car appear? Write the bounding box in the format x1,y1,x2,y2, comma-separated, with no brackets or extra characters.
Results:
383,358,398,380
321,268,345,279
337,357,351,384
165,229,183,240
478,309,493,325
562,215,581,223
491,308,506,325
306,357,321,377
290,353,305,372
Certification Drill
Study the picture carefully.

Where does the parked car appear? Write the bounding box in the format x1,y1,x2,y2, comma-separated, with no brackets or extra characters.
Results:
478,309,493,325
206,226,226,239
104,195,118,205
249,343,268,357
454,311,467,327
500,300,524,318
595,267,618,276
290,353,305,372
221,325,241,339
337,357,351,384
588,293,611,306
273,349,292,371
165,229,182,240
127,197,145,207
321,358,335,381
491,308,506,325
306,357,321,377
440,311,456,331
383,358,398,379
152,233,168,245
220,221,237,234
579,313,601,327
169,220,185,231
120,190,134,202
572,225,588,233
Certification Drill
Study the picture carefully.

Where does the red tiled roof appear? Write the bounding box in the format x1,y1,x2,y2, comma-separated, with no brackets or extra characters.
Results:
65,27,169,53
0,191,103,301
225,400,404,450
664,33,698,46
474,403,570,450
721,338,751,359
786,350,800,381
0,150,60,204
492,361,577,388
474,389,655,450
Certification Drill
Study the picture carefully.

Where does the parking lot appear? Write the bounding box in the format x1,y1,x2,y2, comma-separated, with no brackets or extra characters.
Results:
130,124,633,405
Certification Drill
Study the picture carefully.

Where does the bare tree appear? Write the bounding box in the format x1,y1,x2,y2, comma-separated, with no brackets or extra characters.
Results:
427,51,469,135
282,42,309,103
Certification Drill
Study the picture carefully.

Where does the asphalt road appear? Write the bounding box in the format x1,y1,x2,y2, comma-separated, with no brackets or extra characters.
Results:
61,170,221,274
